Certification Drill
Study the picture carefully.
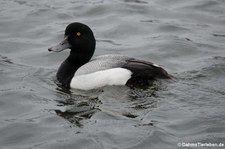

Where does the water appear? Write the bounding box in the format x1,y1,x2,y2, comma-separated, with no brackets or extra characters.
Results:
0,0,225,148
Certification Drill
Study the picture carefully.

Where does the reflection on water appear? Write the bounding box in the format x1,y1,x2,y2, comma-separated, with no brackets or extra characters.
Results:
54,81,161,127
55,92,101,127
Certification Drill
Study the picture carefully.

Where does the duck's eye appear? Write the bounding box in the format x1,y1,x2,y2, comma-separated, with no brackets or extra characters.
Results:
76,32,81,36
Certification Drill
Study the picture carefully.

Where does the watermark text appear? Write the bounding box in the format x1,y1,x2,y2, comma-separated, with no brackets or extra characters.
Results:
177,142,224,148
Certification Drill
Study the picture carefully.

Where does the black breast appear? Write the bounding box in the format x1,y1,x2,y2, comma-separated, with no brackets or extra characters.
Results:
56,60,78,88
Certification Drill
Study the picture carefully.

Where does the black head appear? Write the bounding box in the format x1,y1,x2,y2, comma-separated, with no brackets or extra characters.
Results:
48,22,96,62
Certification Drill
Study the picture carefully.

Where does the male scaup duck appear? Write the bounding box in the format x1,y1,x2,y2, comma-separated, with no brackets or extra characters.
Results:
48,22,171,90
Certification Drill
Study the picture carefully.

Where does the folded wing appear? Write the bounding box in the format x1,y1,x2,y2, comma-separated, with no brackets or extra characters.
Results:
74,54,171,79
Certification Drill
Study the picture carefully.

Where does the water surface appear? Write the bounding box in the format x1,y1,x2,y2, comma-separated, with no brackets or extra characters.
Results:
0,0,225,148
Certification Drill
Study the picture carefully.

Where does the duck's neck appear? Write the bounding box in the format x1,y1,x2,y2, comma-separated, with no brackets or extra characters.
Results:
56,51,93,88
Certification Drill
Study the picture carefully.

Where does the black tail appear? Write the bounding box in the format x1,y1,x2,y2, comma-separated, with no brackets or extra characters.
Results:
122,59,172,79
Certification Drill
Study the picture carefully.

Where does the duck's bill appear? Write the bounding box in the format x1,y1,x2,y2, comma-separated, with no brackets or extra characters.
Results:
48,36,71,52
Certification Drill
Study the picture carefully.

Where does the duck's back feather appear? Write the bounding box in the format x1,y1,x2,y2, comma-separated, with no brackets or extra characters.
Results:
74,54,170,79
74,55,129,76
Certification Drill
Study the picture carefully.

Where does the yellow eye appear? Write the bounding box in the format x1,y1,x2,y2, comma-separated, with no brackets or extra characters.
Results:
76,32,81,36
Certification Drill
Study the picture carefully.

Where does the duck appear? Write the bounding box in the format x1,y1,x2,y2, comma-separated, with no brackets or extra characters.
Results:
48,22,171,90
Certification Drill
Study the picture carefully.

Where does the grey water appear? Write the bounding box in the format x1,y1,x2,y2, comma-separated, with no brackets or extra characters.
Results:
0,0,225,149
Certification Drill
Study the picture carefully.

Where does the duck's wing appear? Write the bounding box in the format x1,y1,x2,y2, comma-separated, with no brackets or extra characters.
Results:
74,54,171,79
121,58,171,79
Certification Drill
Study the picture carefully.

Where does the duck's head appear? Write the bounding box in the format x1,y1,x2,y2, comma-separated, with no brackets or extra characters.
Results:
48,22,96,62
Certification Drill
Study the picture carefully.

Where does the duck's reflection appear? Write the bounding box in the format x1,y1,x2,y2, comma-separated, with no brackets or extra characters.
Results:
55,97,101,127
54,80,162,127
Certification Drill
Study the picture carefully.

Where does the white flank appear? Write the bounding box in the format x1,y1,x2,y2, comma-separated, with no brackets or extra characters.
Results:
70,68,132,90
